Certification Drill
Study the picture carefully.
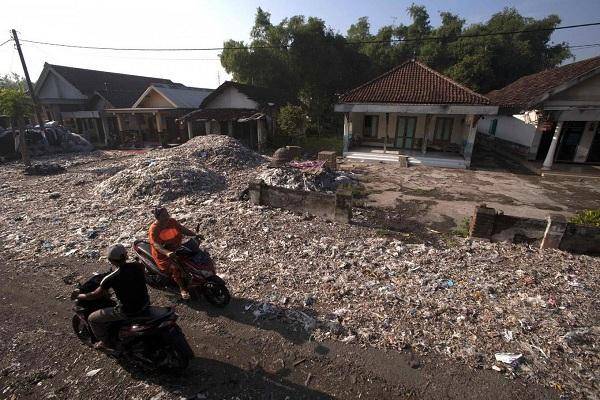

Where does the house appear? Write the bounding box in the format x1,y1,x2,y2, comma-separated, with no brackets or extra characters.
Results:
34,63,176,144
334,60,498,168
480,56,600,169
179,81,293,151
105,83,212,145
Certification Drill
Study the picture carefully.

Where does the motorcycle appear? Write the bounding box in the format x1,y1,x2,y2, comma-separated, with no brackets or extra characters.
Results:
71,271,194,371
133,233,231,307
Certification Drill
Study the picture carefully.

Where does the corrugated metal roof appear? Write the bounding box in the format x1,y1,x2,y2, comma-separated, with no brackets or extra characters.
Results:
152,83,213,108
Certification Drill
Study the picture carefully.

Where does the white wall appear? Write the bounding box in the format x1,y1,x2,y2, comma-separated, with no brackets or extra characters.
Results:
477,115,537,147
38,71,87,100
205,87,258,109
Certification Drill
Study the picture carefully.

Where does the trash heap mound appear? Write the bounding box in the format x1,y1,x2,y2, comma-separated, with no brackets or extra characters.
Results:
95,155,225,203
258,161,358,192
7,123,94,156
167,135,266,170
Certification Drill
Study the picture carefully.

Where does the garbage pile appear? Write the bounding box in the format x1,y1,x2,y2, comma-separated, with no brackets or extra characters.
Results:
166,134,266,170
4,122,94,156
0,139,598,399
95,155,225,203
258,161,358,192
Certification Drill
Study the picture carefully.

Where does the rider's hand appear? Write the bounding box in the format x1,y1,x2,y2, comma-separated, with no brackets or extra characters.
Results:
70,289,80,300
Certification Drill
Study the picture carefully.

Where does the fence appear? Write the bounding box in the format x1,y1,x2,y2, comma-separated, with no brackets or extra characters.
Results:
469,205,600,255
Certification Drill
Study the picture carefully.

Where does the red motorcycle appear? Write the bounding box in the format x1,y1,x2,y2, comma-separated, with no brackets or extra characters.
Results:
71,271,194,371
133,235,231,307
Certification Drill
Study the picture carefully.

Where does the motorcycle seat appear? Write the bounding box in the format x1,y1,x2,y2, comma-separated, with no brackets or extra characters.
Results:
128,306,174,323
135,240,154,261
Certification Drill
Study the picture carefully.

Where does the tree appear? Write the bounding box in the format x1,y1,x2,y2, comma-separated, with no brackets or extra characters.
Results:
0,73,26,89
277,104,307,136
0,87,33,165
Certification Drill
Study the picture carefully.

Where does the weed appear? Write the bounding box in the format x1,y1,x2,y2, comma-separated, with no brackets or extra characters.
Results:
570,209,600,227
452,217,471,237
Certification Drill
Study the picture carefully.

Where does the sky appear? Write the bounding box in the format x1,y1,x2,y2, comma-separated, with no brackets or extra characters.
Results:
1,0,599,89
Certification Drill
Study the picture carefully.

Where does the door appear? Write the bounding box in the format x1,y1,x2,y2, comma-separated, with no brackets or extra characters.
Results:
587,123,600,163
395,116,417,149
433,117,453,149
556,121,586,162
536,122,556,160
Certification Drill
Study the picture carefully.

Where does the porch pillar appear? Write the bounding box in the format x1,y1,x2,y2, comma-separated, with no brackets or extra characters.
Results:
187,120,194,140
422,115,431,154
257,118,267,152
101,116,110,146
116,114,124,132
155,113,166,147
228,120,234,136
205,121,212,135
464,115,478,168
91,118,100,143
542,121,564,170
343,113,350,153
383,112,389,153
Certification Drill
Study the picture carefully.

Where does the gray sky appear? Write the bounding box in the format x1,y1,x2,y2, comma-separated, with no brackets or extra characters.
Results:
1,0,599,89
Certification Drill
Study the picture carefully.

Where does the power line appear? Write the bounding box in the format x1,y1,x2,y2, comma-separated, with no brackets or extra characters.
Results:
17,21,600,52
0,38,12,47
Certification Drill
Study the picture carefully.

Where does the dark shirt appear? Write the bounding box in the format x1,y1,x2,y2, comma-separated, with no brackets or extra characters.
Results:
100,262,150,315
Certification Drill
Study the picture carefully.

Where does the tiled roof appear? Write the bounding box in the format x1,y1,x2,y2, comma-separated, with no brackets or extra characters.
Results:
486,56,600,109
200,81,295,108
45,63,175,108
339,60,490,105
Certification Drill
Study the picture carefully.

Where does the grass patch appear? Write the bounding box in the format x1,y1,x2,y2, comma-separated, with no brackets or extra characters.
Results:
570,209,600,227
452,217,471,237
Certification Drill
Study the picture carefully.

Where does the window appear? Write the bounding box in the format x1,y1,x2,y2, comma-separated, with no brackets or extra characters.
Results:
363,115,379,138
434,117,453,142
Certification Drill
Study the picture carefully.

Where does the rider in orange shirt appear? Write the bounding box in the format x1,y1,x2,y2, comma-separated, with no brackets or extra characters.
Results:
149,207,199,300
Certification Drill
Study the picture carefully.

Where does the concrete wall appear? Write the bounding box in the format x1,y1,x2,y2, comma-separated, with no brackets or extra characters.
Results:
470,205,600,255
350,112,466,146
38,71,87,101
477,115,537,148
248,180,352,223
205,86,258,109
549,72,600,104
574,121,598,163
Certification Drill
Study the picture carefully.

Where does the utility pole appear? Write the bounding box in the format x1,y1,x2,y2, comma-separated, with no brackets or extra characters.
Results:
12,29,45,129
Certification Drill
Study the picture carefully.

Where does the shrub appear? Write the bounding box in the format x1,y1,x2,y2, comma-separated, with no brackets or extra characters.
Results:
570,209,600,227
277,104,307,136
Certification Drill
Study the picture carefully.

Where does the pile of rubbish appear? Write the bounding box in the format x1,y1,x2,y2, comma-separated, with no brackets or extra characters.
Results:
167,135,266,170
1,137,598,399
95,155,225,203
1,122,94,157
258,161,358,192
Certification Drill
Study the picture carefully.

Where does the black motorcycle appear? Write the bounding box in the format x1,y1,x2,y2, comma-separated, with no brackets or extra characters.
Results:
71,271,193,371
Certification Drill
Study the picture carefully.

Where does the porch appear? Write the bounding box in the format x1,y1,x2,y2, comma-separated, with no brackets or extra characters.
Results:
105,108,190,147
345,146,467,168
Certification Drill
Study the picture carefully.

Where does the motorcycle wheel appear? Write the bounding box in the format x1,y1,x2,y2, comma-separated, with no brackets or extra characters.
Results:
203,280,231,307
72,315,94,345
164,327,193,372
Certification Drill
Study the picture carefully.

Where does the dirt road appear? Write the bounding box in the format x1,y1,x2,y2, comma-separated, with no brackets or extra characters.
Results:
0,255,558,400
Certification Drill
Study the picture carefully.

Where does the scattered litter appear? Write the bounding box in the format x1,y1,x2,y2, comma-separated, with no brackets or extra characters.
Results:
495,353,523,366
86,368,101,377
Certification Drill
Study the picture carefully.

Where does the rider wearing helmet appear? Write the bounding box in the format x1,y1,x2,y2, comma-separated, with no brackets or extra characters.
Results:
149,207,199,300
74,244,150,351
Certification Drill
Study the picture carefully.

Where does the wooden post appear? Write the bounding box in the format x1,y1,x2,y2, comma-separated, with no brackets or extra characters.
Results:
16,117,31,166
101,116,110,146
187,120,194,140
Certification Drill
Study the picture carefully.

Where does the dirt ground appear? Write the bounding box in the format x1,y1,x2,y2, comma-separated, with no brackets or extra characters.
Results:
341,153,600,233
0,254,558,400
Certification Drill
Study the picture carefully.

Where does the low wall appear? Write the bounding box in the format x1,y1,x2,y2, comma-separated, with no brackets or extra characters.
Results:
470,205,600,255
248,180,352,223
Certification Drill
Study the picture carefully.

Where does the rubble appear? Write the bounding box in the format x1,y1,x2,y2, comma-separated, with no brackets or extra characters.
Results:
8,123,94,157
258,165,358,192
0,137,598,399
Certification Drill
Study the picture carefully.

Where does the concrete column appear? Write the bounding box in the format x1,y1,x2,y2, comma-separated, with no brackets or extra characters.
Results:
116,114,124,132
257,118,266,152
343,113,350,154
91,118,100,143
187,120,194,140
540,215,567,250
464,116,478,168
205,121,211,135
228,120,234,136
542,121,564,170
101,117,110,146
383,113,389,153
155,113,163,132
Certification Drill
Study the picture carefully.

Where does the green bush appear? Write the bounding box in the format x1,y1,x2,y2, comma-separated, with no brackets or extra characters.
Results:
452,217,471,237
277,104,306,136
570,209,600,227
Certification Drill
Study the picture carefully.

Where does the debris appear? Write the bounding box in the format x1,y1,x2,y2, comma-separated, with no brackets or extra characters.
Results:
49,192,61,199
85,368,101,377
304,372,312,386
24,163,66,176
495,353,523,367
258,165,358,192
293,358,307,367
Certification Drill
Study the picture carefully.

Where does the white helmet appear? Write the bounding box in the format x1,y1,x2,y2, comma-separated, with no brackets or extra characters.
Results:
107,244,127,262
